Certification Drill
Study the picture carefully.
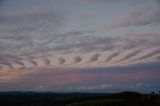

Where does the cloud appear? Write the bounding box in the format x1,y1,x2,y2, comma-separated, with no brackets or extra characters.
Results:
132,48,160,61
73,56,82,63
0,3,160,69
0,60,14,69
43,58,51,66
68,84,114,91
105,51,120,62
30,85,44,91
155,56,160,60
0,62,160,91
0,31,160,69
111,9,160,28
58,57,66,65
0,69,24,84
51,36,118,53
111,11,143,28
14,61,25,68
50,32,159,54
88,54,100,63
0,65,3,69
116,50,140,63
29,60,38,67
0,9,64,66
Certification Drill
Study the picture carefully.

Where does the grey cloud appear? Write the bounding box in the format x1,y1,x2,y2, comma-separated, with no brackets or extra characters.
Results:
105,51,120,62
132,48,160,61
68,84,114,91
51,32,160,54
2,62,14,69
111,9,160,28
60,30,95,37
51,36,118,53
88,54,100,63
0,6,160,67
1,29,160,67
58,57,66,65
73,56,82,63
116,50,141,63
8,65,14,69
15,61,25,68
29,60,38,67
0,9,64,66
43,58,51,66
0,57,15,69
155,56,160,60
0,65,3,69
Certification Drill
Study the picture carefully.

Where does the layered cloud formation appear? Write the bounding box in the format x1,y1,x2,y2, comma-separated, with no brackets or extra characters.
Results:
0,0,160,92
0,0,160,70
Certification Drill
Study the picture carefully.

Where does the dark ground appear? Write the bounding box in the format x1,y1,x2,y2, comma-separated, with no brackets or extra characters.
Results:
0,91,160,106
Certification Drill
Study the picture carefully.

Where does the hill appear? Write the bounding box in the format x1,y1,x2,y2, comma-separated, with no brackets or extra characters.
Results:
0,91,159,106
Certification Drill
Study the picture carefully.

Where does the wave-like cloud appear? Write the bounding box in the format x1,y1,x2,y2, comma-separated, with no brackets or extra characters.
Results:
0,1,160,70
0,8,64,67
132,48,160,61
116,50,140,63
88,54,100,63
29,60,38,67
73,56,82,63
0,61,14,69
58,57,66,65
43,58,51,66
15,61,25,68
105,51,120,62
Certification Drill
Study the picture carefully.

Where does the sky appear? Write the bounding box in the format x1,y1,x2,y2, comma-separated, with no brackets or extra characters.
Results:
0,0,160,93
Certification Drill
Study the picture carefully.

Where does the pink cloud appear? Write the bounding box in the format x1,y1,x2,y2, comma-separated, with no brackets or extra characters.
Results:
25,67,160,87
111,9,160,28
0,69,23,83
